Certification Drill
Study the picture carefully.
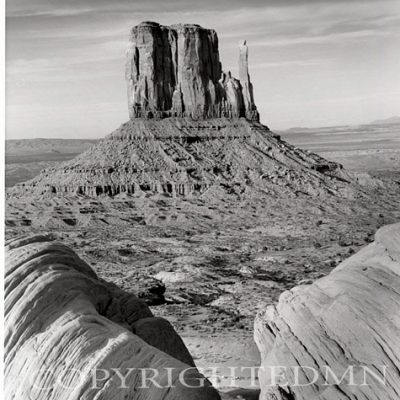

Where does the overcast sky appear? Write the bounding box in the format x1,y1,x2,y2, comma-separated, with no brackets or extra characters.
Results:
6,0,400,139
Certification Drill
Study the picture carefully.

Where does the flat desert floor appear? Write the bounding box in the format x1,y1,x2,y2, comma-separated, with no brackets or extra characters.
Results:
5,122,400,394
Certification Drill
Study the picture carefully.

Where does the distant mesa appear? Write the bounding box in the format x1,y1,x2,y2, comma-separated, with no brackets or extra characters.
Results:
369,116,400,125
6,138,98,156
126,21,259,121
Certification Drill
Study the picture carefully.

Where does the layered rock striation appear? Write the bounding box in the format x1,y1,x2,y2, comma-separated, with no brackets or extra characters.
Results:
126,22,259,120
4,235,220,400
254,223,400,400
14,118,350,198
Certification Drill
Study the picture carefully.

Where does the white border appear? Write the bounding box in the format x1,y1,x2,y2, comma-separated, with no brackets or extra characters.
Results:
1,0,6,397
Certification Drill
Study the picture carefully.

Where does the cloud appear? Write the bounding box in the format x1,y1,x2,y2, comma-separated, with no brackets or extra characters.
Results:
6,36,127,83
7,0,400,45
251,29,393,48
7,54,119,74
252,59,332,68
6,8,95,17
7,0,396,17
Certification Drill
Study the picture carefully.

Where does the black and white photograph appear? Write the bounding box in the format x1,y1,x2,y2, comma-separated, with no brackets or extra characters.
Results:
3,0,400,399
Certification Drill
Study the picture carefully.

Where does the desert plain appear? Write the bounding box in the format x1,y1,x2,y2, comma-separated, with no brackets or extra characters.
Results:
5,119,400,393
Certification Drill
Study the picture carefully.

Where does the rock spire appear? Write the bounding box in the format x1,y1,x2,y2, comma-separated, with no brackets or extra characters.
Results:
126,21,259,121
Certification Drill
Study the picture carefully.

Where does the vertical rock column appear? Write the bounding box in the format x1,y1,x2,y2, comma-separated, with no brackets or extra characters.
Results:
173,24,223,119
126,22,176,118
239,40,259,121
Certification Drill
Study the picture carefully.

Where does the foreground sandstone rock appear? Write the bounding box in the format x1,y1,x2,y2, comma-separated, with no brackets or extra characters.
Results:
126,22,258,120
4,235,220,400
255,223,400,400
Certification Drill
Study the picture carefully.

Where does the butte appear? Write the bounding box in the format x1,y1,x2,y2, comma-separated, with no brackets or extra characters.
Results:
13,22,352,201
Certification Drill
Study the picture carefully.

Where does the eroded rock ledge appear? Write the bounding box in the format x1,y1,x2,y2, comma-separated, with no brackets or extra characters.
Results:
14,118,349,198
4,235,220,400
126,21,259,120
254,223,400,400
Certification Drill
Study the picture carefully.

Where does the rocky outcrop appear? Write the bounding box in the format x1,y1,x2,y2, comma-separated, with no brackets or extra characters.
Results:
4,235,220,400
10,23,353,200
126,22,259,121
254,223,400,400
12,118,351,199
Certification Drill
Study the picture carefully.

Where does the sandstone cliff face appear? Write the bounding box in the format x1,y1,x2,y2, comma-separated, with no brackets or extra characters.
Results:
254,223,400,400
4,235,220,400
126,22,259,120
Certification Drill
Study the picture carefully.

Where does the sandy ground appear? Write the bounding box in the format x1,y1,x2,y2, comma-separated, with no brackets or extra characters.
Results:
5,124,400,397
5,178,399,396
